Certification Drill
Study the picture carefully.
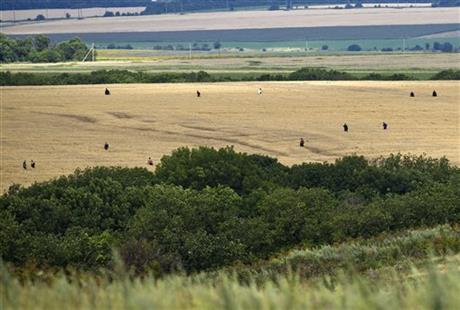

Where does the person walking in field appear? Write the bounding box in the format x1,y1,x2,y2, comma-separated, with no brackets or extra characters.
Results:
147,157,154,166
382,122,388,130
410,92,415,97
104,142,109,151
299,138,305,147
31,160,36,169
343,123,349,132
105,88,111,95
197,90,201,98
432,90,438,97
23,160,27,170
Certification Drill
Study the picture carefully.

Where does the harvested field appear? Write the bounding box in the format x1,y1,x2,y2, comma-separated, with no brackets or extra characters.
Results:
2,53,459,74
3,8,459,35
1,81,459,191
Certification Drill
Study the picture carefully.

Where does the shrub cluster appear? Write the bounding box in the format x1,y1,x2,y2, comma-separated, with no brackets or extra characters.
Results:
0,34,90,63
2,68,459,86
1,147,459,275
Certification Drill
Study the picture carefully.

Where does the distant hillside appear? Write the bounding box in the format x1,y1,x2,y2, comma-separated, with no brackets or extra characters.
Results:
1,0,148,10
4,0,446,11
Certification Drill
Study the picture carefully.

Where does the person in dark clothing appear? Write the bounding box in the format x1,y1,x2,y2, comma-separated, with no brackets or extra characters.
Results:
104,142,109,151
197,90,201,97
300,138,305,147
410,92,415,97
23,160,27,170
343,123,349,132
432,90,438,97
383,122,388,130
31,160,36,168
105,88,111,95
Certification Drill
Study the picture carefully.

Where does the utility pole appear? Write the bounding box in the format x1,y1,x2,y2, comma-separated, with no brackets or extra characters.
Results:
403,38,406,53
92,43,95,62
189,43,192,60
305,40,308,52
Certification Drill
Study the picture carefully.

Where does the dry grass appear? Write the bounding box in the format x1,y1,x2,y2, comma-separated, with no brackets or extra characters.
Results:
3,7,459,35
2,54,459,73
1,81,459,191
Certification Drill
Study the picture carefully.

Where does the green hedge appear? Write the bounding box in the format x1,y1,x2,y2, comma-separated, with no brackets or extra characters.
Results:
1,147,459,275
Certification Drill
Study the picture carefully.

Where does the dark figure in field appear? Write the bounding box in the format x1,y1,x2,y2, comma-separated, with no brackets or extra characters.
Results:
383,122,388,130
299,138,305,147
432,90,437,97
147,157,154,166
105,88,111,96
23,160,27,170
197,91,201,98
31,160,36,169
410,92,415,97
343,123,349,132
104,142,109,151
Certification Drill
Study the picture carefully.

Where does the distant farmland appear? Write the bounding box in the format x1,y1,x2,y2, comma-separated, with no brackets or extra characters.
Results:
3,7,459,36
9,24,460,44
0,7,145,22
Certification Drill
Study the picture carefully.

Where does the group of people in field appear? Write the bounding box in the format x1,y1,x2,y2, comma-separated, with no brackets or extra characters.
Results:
410,90,437,97
298,90,439,148
22,160,36,170
22,87,440,170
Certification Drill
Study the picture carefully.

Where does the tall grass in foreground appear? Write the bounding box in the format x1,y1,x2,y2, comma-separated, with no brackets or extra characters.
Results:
1,225,460,310
1,256,459,310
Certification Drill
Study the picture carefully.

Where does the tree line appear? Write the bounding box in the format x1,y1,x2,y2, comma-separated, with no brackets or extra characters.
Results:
1,147,459,276
1,68,459,86
0,34,90,63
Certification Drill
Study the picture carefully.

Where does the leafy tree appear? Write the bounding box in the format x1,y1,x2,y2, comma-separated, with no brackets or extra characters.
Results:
347,44,362,52
33,35,50,52
213,41,222,50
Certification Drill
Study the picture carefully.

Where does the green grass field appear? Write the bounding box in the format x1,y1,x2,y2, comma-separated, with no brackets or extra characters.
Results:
93,37,460,52
1,52,458,81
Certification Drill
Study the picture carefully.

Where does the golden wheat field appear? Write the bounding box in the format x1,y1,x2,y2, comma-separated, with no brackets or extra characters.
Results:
1,81,459,191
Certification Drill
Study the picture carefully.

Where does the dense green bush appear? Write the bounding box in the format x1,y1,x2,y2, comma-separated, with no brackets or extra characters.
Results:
431,69,460,80
288,67,353,80
1,147,459,274
0,34,90,63
1,68,458,86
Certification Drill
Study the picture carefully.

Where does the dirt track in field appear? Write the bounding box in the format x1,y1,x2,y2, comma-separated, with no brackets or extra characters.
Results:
1,81,459,191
